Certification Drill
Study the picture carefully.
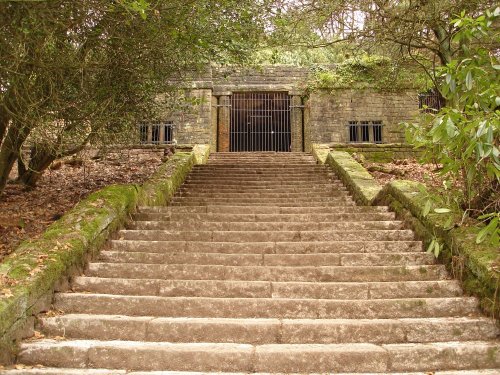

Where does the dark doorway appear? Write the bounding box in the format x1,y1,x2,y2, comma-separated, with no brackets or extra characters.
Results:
230,92,291,152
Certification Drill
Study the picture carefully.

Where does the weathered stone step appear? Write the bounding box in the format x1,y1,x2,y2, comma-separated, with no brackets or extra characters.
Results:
98,251,433,267
177,187,348,194
71,277,462,299
183,177,336,183
110,239,423,254
118,229,415,242
175,191,349,198
54,294,480,319
3,369,500,375
128,220,403,232
170,196,353,204
181,182,344,188
86,263,447,282
38,315,498,345
184,177,336,183
133,211,397,222
191,170,330,175
138,205,390,214
170,203,355,212
20,339,498,372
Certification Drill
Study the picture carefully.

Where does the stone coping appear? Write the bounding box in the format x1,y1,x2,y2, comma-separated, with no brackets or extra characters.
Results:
313,145,382,205
314,145,500,319
0,145,210,363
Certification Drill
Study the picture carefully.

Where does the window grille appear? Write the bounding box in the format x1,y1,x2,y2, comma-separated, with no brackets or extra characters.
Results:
347,121,383,144
418,91,444,113
138,122,174,145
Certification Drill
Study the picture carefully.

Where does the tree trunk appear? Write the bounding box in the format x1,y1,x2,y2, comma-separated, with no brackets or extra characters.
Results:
0,121,31,195
0,106,9,146
18,144,57,187
433,25,453,66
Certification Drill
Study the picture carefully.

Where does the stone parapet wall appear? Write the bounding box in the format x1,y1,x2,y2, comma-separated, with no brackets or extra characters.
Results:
328,143,422,162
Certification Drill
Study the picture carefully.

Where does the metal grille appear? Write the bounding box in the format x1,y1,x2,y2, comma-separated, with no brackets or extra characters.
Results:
348,121,383,144
418,91,444,113
230,92,291,152
139,122,174,144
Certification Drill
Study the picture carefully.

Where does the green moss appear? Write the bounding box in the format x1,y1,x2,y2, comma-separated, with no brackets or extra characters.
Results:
374,180,500,319
308,55,430,92
323,150,382,205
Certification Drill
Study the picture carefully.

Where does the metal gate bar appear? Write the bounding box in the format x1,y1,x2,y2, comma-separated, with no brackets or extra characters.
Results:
230,92,291,152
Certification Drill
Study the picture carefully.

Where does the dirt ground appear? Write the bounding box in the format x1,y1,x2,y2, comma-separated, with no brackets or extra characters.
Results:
360,158,447,189
0,149,164,261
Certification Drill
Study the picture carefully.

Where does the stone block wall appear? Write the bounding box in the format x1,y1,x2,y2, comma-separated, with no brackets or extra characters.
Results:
162,89,213,145
307,89,419,147
213,66,309,93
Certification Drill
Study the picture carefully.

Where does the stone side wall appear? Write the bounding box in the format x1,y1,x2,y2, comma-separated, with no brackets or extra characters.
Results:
165,89,213,145
307,89,419,147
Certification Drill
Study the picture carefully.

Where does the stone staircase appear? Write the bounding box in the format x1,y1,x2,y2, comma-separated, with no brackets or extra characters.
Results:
4,152,499,374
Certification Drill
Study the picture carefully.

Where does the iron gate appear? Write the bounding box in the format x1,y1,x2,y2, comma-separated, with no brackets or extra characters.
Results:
230,92,291,152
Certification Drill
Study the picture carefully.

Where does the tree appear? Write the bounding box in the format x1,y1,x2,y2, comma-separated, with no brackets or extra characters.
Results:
405,7,499,243
0,0,269,193
267,0,498,82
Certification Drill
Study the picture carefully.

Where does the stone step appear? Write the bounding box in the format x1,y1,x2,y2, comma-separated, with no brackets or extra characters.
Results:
18,340,499,372
133,211,397,222
71,277,462,299
117,229,415,242
38,315,498,344
177,187,348,193
169,201,357,207
85,263,446,282
97,251,433,267
110,239,423,254
54,294,479,319
191,170,330,175
175,191,349,198
138,205,390,214
128,220,404,232
180,182,345,189
170,197,354,204
185,178,339,186
3,369,500,375
184,177,337,183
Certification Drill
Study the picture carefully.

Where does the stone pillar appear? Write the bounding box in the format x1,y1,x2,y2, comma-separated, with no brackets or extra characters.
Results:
210,96,218,150
303,96,312,152
217,95,231,152
290,94,304,152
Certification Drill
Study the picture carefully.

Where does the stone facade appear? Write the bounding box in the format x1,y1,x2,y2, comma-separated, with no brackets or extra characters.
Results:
307,90,419,147
157,66,419,152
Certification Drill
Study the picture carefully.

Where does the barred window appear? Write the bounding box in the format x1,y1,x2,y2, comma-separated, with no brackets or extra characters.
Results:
347,121,383,144
138,122,174,144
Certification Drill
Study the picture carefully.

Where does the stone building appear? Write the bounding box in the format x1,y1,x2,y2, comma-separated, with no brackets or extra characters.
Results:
142,65,420,153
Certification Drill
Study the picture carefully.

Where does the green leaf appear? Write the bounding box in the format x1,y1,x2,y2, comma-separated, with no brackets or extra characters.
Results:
422,200,432,217
434,208,451,213
465,71,473,90
434,241,441,258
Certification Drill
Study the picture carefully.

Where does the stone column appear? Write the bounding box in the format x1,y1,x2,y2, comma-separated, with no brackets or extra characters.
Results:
290,94,304,152
303,96,312,152
210,96,218,150
217,95,231,152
